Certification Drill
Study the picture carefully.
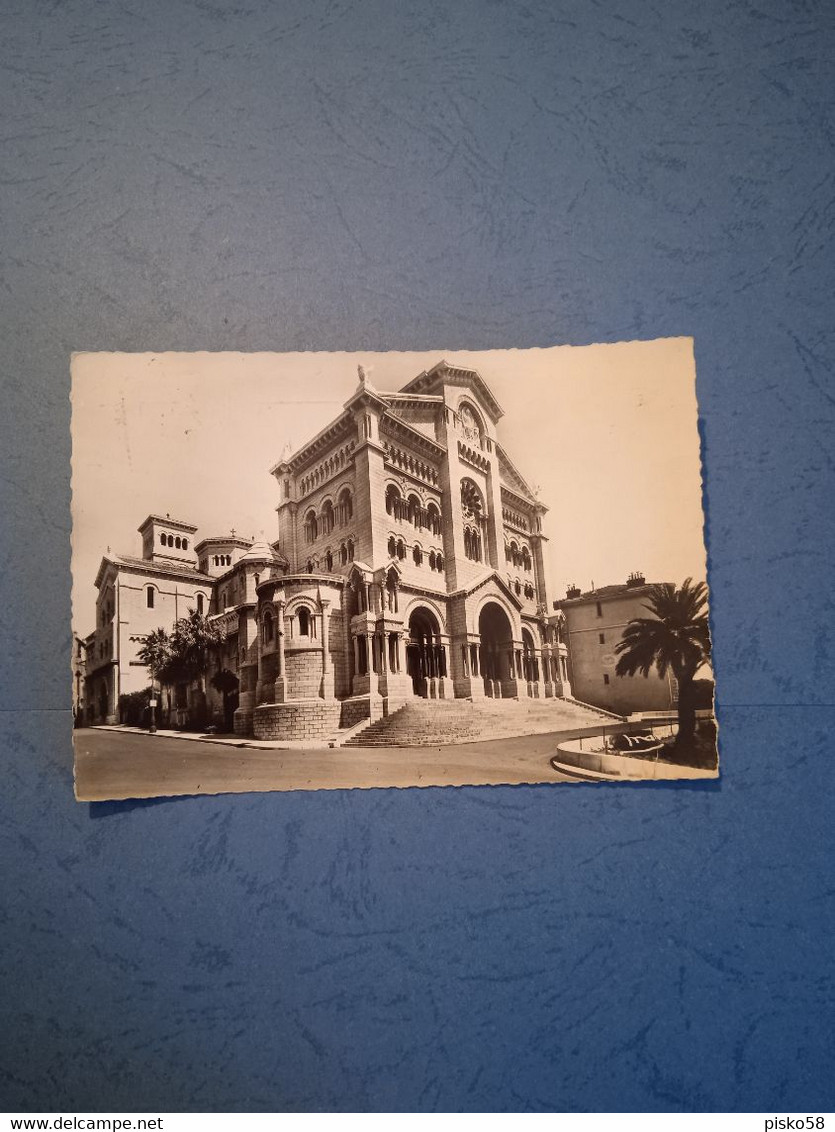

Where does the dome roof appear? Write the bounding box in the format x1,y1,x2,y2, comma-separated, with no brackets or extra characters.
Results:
239,538,286,568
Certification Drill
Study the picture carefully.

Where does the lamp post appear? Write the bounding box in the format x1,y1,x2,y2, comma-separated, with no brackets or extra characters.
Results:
149,682,158,734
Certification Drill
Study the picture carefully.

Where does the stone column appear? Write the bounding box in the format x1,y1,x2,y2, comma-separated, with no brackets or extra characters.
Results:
254,618,264,705
320,599,333,700
272,600,287,703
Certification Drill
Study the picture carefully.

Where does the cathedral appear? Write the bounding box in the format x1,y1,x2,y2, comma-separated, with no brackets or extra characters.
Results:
83,360,571,740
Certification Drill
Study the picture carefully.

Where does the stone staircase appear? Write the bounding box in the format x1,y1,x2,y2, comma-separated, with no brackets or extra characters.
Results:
342,697,616,748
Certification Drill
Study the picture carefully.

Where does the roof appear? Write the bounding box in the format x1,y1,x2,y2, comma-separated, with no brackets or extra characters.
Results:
555,581,667,609
94,554,214,589
194,536,254,552
137,515,198,534
399,360,504,423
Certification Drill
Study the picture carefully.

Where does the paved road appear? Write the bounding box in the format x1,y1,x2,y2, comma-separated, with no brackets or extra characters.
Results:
72,726,602,801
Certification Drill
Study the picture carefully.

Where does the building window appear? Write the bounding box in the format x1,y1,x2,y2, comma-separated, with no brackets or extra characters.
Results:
146,586,154,608
325,549,333,571
159,533,165,546
304,510,318,543
346,539,354,562
385,484,402,519
596,601,603,617
388,536,396,558
599,632,605,644
298,608,310,636
197,594,204,614
603,673,610,685
413,545,423,566
338,488,353,524
321,499,334,535
428,550,436,570
175,536,181,549
396,539,406,561
340,543,348,565
263,611,274,643
436,554,444,572
182,539,188,551
407,494,421,527
306,559,313,574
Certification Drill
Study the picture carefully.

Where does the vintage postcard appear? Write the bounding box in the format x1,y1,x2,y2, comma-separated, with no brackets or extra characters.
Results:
71,343,717,800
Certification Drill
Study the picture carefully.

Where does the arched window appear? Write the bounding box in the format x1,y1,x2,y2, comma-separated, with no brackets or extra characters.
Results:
263,610,274,643
297,608,310,636
347,539,354,562
436,554,444,573
385,569,398,613
428,550,436,570
325,549,333,571
159,533,166,546
321,500,334,535
522,547,532,572
459,401,485,448
388,536,396,558
515,580,521,595
175,536,181,549
340,543,348,565
385,484,401,519
427,503,441,537
146,586,154,609
183,539,189,551
396,539,406,561
407,494,421,527
196,593,204,614
338,488,353,524
304,510,318,543
413,545,423,567
306,559,313,574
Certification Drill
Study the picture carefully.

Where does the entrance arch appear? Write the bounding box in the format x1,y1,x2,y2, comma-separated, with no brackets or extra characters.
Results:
406,607,446,697
478,601,515,698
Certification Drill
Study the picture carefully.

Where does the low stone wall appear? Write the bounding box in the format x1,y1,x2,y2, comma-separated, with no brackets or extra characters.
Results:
339,697,371,729
233,709,254,736
554,735,716,781
254,700,342,741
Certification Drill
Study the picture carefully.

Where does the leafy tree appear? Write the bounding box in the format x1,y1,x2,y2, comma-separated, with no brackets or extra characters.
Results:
137,610,224,713
137,627,174,685
166,609,224,686
614,578,711,746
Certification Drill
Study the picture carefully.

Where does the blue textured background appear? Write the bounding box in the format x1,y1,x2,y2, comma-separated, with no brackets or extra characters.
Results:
2,0,834,1113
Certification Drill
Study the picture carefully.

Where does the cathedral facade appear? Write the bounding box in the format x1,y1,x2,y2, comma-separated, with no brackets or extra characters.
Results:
83,360,571,740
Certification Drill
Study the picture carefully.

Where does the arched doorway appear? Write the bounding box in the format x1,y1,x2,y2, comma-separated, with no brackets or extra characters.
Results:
478,602,515,698
406,607,446,697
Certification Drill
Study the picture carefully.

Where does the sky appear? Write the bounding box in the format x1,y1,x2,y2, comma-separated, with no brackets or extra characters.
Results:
71,340,708,633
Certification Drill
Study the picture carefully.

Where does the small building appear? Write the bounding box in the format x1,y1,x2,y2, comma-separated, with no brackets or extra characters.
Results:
83,515,216,724
552,572,678,716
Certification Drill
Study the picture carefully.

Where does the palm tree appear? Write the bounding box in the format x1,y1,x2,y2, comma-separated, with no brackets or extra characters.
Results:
137,610,223,728
614,578,711,746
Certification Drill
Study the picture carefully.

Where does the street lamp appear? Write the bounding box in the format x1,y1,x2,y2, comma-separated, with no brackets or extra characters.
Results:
149,682,158,734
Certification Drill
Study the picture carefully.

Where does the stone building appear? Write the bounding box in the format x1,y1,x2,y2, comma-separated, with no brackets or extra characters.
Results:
552,572,678,716
82,360,571,739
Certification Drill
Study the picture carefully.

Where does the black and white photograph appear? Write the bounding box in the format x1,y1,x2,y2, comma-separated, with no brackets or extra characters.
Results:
71,342,717,800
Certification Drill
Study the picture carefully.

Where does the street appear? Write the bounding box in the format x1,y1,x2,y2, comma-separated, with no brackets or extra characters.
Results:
72,726,591,801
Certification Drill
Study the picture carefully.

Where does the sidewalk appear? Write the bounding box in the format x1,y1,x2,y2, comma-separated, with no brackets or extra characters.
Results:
92,724,306,751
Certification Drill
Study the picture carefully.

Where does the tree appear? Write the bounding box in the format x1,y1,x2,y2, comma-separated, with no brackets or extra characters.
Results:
137,610,224,724
614,578,711,747
137,627,174,685
166,609,224,687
